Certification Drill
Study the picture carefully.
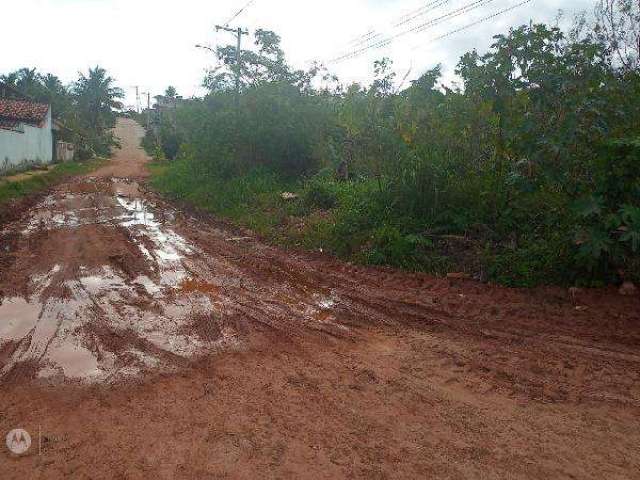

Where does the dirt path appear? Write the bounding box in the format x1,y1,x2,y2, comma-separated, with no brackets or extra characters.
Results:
1,119,639,479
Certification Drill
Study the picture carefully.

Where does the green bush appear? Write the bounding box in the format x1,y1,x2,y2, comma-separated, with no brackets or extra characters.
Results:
303,178,338,210
362,225,434,270
146,16,640,287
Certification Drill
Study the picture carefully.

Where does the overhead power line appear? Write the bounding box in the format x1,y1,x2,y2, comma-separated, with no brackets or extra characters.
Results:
327,0,450,64
411,0,496,34
330,0,497,64
415,0,533,49
328,0,499,64
349,32,385,49
349,32,382,48
347,29,378,46
393,0,452,28
225,0,256,26
394,0,447,25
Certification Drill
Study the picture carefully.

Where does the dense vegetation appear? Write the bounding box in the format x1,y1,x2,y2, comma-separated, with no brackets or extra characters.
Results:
149,1,640,287
1,66,124,159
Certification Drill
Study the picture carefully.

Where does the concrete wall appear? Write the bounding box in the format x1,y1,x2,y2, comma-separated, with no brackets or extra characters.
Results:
0,109,53,173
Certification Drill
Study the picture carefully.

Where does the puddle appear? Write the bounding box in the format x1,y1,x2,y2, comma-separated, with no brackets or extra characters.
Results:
0,256,222,381
19,178,198,288
79,266,131,296
2,176,351,383
20,193,105,233
0,297,41,341
0,268,215,381
115,195,194,288
112,178,141,198
317,298,336,310
116,197,192,253
30,264,62,290
42,341,103,379
133,275,162,295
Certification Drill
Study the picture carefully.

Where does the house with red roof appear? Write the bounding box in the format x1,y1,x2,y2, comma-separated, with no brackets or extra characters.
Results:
0,85,53,172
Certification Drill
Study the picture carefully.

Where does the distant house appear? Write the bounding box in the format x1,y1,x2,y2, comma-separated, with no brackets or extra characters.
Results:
0,84,53,172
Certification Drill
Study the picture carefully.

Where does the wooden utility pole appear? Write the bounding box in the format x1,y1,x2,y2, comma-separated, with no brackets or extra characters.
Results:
134,86,141,114
141,91,158,144
215,25,249,110
141,92,151,129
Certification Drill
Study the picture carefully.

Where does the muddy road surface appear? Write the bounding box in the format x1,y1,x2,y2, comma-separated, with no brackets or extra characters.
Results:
1,119,639,479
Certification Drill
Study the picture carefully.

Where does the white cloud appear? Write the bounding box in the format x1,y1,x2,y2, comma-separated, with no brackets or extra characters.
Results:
2,0,594,106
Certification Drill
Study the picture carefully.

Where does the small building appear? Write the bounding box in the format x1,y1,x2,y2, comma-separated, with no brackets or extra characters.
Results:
0,93,53,173
55,139,75,163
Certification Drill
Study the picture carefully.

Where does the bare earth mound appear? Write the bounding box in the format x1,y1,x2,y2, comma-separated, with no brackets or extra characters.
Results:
0,119,639,479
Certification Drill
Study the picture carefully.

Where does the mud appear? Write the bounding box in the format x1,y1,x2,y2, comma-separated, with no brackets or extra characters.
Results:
1,119,639,479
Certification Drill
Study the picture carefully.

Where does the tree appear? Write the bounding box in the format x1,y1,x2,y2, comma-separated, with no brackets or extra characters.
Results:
15,68,42,97
72,66,124,156
203,29,311,92
0,68,43,98
41,74,71,119
372,58,396,97
0,71,19,87
594,0,640,72
165,86,178,98
0,68,71,120
73,66,124,132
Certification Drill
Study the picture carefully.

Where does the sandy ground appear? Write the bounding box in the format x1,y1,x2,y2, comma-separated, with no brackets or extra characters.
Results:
0,118,639,479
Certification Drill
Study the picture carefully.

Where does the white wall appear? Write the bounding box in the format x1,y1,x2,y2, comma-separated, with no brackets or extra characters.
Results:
0,108,53,172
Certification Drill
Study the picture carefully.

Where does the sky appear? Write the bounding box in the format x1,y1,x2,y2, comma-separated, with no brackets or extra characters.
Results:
3,0,595,108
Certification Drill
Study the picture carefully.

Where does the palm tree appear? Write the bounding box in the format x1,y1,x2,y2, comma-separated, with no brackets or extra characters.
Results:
0,68,42,98
74,66,124,132
0,72,19,87
41,74,71,119
42,74,64,95
71,66,124,156
15,68,43,98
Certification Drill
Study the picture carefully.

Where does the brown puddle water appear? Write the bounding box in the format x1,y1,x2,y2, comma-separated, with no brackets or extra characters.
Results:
0,178,232,382
1,176,350,383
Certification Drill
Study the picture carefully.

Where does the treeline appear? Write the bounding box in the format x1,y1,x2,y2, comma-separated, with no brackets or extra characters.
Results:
150,2,640,287
1,66,124,158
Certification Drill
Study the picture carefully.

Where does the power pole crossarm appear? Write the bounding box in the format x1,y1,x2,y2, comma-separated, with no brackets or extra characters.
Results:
215,25,248,35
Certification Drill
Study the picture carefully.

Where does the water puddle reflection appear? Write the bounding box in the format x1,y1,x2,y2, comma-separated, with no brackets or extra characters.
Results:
0,297,41,341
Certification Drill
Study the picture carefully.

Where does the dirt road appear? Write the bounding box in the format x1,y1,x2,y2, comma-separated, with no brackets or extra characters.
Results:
1,119,639,479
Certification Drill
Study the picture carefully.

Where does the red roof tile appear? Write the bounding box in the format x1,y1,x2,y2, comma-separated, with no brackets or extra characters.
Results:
0,98,49,125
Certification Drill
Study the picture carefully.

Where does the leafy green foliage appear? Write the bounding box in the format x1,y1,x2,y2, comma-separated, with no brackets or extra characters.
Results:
1,65,124,158
149,10,640,286
304,179,338,211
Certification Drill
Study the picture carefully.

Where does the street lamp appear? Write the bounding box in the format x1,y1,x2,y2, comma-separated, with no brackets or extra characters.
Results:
195,44,216,54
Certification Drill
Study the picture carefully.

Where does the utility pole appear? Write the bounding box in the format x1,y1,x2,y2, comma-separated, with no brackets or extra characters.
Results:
141,92,151,128
142,91,158,144
147,92,151,131
215,25,249,110
135,86,141,114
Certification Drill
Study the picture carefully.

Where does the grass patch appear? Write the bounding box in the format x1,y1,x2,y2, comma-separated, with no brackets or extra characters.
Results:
152,160,626,285
150,161,298,238
150,160,462,276
0,159,107,206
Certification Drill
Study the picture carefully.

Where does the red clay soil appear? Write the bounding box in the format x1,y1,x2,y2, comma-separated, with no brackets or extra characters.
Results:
0,119,639,479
